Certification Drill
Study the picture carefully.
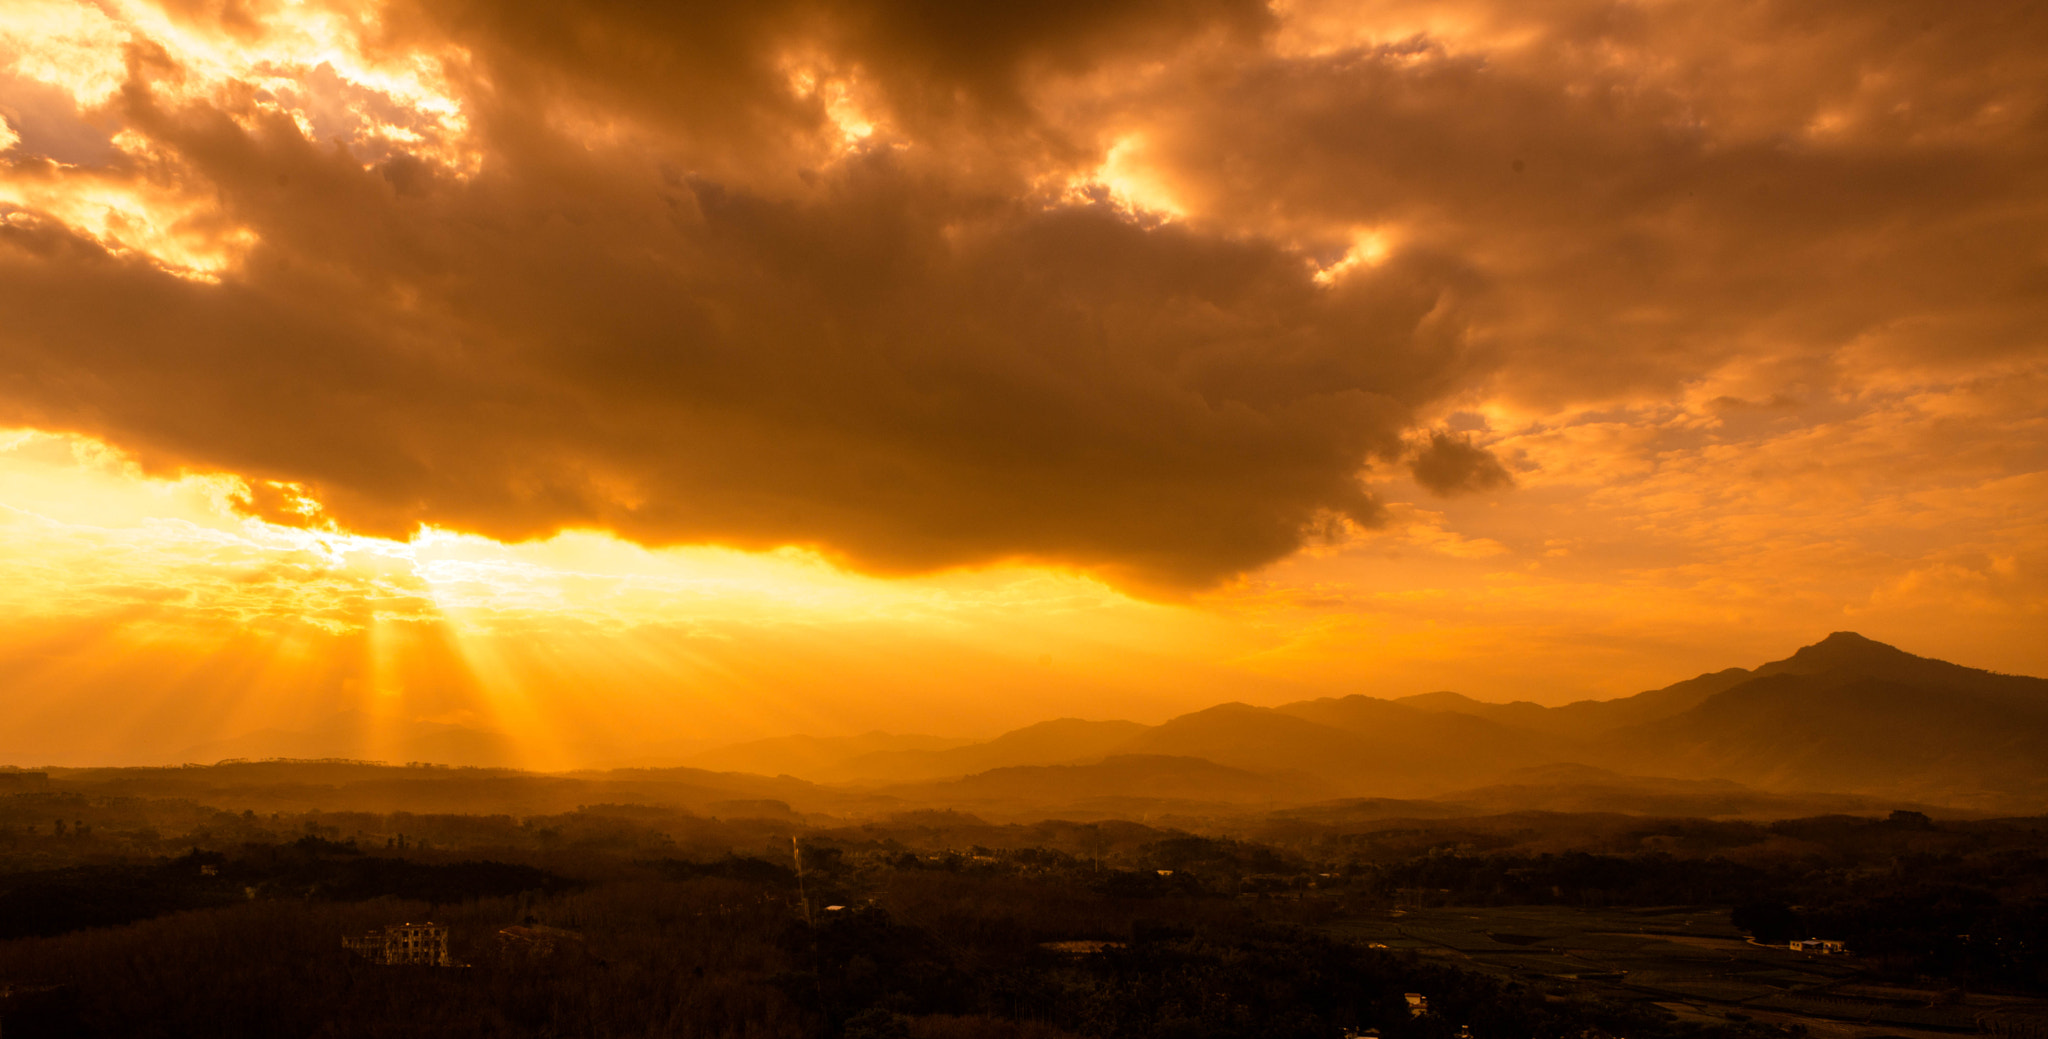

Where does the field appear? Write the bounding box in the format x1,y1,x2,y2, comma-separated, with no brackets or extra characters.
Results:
1326,905,2048,1039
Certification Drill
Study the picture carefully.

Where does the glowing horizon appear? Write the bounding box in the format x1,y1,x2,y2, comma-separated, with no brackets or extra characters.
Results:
2,420,2038,769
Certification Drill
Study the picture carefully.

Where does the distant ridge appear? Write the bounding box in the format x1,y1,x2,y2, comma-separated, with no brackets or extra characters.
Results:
1397,667,1756,735
175,711,522,768
1601,636,2048,804
674,633,2048,814
882,754,1338,814
1754,632,2048,706
685,731,974,778
72,631,2048,820
820,719,1153,783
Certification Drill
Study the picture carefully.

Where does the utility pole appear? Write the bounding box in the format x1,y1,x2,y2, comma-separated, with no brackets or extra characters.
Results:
791,837,826,1014
791,836,813,926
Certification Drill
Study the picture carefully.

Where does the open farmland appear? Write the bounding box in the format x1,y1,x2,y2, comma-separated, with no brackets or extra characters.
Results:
1327,905,2048,1039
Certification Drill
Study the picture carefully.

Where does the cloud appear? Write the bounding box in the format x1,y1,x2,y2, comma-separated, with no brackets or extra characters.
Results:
1121,3,2048,404
0,0,2042,594
1409,432,1513,496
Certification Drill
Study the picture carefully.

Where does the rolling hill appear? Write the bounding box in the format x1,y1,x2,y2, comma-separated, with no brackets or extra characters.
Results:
683,731,975,778
819,719,1154,784
880,754,1338,817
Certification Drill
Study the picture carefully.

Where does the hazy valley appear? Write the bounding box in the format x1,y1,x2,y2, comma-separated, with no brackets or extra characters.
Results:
127,632,2042,821
5,632,2047,1037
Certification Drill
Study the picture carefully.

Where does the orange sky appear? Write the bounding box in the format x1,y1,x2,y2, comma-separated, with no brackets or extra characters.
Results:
1,0,2042,767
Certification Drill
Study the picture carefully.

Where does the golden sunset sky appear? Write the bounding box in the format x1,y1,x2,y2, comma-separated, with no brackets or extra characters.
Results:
1,0,2042,767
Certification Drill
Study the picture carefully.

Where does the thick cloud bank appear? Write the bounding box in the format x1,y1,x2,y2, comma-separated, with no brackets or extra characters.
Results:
1,0,2042,589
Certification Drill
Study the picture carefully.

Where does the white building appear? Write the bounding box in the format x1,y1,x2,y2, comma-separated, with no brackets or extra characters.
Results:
1789,938,1846,955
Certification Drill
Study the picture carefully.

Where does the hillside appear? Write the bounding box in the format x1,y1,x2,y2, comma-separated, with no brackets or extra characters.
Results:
879,754,1337,817
819,719,1154,784
684,732,975,778
1396,667,1758,736
1597,668,2048,807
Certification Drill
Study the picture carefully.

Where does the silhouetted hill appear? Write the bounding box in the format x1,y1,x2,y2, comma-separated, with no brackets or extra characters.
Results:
1036,634,2046,809
883,754,1335,814
1112,701,1563,796
820,718,1153,783
1599,666,2048,808
1432,763,1925,818
1548,667,1759,732
175,712,522,768
685,732,973,778
1397,668,1755,736
1273,693,1580,773
817,634,2048,809
1385,634,2047,808
43,760,883,817
1394,691,1556,730
1112,704,1373,779
1751,632,2048,712
1379,635,2048,809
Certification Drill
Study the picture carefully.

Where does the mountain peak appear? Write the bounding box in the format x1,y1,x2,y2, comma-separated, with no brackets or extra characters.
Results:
1813,631,1889,650
1765,632,1919,675
1747,633,2045,706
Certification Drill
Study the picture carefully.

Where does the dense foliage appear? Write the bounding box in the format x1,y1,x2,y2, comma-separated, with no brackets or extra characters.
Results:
1357,819,2048,992
0,837,568,940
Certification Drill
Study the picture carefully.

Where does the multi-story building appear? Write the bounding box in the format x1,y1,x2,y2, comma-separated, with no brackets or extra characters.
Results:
344,923,453,966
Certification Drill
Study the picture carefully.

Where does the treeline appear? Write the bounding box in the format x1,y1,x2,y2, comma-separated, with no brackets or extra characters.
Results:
1356,832,2048,993
0,794,806,874
1737,873,2048,992
0,878,805,1038
1367,851,1772,906
0,837,568,940
788,899,1751,1039
844,821,2048,996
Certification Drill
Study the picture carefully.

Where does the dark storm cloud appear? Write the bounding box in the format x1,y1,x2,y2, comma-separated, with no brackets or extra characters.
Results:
0,0,1448,590
0,165,1446,585
2,0,2042,589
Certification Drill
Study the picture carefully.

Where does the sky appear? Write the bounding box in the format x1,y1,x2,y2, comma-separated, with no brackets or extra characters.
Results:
0,0,2042,767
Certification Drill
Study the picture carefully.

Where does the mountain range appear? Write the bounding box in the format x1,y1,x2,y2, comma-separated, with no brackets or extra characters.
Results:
165,633,2048,818
684,632,2048,813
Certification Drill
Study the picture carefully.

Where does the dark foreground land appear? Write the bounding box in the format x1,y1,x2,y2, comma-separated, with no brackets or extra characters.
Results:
1,774,2046,1038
